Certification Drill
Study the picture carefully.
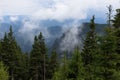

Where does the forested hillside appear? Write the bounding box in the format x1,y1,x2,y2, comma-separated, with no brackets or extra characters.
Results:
0,7,120,80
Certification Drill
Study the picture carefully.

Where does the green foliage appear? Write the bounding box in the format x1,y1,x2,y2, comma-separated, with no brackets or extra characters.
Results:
82,16,99,80
18,53,30,80
112,9,120,54
110,8,120,79
68,47,84,80
98,27,120,80
0,26,24,80
0,61,9,80
0,7,120,80
106,5,113,27
48,49,59,79
112,9,120,28
30,32,48,80
52,52,69,80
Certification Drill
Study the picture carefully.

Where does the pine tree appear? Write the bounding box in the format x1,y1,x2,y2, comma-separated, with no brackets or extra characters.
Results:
30,32,48,80
0,61,9,80
18,53,30,80
0,39,2,61
93,8,120,80
30,36,41,80
112,9,120,28
111,8,120,78
48,49,59,79
99,27,120,80
0,32,9,62
106,5,113,27
82,16,98,80
112,9,120,54
67,47,84,80
52,51,69,80
0,26,22,80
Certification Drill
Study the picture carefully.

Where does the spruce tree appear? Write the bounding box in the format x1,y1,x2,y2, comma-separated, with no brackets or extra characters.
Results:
0,61,9,80
112,9,120,54
0,39,2,61
0,26,22,80
96,9,120,79
106,5,113,27
30,32,48,80
82,16,98,80
112,9,120,28
48,49,59,79
18,53,30,80
0,32,9,62
112,8,120,78
52,52,69,80
99,27,120,80
67,47,84,80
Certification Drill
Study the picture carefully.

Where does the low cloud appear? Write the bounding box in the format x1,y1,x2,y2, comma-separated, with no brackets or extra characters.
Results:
60,21,83,52
10,16,19,22
0,0,120,52
0,17,3,22
18,17,51,43
0,0,120,21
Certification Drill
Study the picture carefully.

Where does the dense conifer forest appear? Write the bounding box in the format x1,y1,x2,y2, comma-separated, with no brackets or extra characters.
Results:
0,6,120,80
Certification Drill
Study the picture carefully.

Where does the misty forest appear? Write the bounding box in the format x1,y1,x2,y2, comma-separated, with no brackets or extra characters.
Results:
0,3,120,80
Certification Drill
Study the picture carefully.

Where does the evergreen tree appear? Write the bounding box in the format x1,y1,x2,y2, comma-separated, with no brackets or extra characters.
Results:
67,47,84,80
18,53,30,80
99,27,120,80
0,39,2,61
96,9,120,79
111,8,120,78
112,9,120,54
52,52,69,80
0,26,22,80
48,49,59,79
106,5,113,27
30,32,48,80
112,9,120,28
0,32,9,62
0,61,9,80
82,16,98,80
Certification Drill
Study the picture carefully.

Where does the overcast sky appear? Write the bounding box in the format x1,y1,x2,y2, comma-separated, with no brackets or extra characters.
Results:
0,0,120,21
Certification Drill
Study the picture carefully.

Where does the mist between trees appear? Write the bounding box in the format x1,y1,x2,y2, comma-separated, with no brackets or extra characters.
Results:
0,6,120,80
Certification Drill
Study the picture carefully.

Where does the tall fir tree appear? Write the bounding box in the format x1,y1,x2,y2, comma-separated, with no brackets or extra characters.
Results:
0,38,2,61
112,9,120,54
0,26,23,80
82,16,98,80
95,8,120,79
0,32,9,62
106,5,113,27
52,51,69,80
67,47,84,80
30,32,48,80
112,8,120,78
0,61,9,80
18,53,30,80
99,27,120,80
112,9,120,28
48,49,59,79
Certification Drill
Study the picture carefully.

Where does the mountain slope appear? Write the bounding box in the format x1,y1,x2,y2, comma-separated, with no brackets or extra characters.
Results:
52,23,107,57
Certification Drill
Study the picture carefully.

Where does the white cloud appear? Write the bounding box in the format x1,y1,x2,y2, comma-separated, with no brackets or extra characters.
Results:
0,0,120,21
60,22,82,51
18,18,51,43
1,0,119,40
0,17,3,22
0,0,40,15
0,0,119,51
9,16,18,22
